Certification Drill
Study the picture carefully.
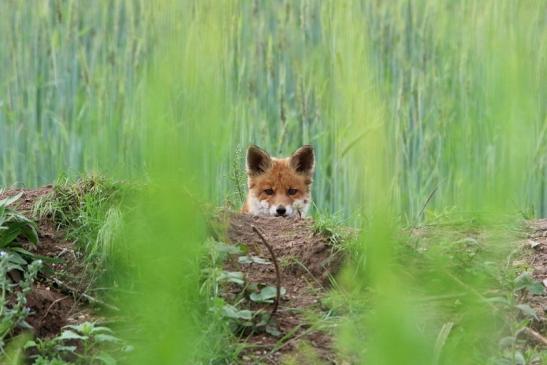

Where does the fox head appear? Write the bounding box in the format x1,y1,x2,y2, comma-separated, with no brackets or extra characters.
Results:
243,145,314,218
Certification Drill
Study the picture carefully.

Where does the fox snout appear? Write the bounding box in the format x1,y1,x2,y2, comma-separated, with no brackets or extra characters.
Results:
242,145,315,218
275,205,287,216
267,203,293,217
259,202,292,217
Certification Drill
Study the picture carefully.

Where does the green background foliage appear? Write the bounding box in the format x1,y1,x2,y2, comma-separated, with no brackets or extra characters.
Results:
0,0,544,219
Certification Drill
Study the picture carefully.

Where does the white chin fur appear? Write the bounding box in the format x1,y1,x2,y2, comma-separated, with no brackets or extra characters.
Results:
248,196,310,218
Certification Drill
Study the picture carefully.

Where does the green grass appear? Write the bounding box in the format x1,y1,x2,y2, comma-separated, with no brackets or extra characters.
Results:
33,176,125,262
0,0,544,220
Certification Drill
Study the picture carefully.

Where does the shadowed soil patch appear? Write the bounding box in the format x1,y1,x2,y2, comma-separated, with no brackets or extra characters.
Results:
224,213,345,364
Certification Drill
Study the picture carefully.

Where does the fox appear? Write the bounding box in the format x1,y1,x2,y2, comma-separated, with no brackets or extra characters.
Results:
242,144,315,218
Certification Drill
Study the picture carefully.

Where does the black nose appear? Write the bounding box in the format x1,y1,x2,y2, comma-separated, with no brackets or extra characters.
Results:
276,206,286,216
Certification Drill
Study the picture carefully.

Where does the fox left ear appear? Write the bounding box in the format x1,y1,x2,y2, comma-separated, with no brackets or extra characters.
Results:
290,145,314,176
247,144,272,176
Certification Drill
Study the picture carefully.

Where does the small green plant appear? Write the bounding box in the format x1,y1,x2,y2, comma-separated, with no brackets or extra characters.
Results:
0,194,42,348
32,357,71,365
205,239,285,338
249,286,286,304
514,272,545,296
0,193,39,264
24,335,77,363
25,322,128,365
0,259,42,345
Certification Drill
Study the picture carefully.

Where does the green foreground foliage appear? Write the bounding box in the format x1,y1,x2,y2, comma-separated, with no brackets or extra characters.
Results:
2,178,545,364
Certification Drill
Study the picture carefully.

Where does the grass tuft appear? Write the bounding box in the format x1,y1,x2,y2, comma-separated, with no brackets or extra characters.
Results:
33,175,126,262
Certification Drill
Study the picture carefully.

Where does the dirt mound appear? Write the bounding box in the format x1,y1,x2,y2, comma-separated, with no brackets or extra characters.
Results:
224,213,345,363
0,187,53,212
1,188,94,340
228,214,343,284
526,219,547,333
3,186,346,362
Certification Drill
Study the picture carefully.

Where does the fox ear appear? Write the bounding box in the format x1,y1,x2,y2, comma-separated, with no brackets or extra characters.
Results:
246,145,272,176
290,145,314,176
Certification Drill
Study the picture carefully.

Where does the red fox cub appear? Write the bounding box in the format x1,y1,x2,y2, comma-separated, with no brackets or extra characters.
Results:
242,145,315,218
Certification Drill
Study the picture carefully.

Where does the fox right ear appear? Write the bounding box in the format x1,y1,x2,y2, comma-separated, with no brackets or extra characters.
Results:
246,145,272,176
290,145,314,176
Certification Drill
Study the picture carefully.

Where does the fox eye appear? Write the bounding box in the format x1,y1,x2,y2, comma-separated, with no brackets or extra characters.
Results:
287,188,297,196
264,188,274,195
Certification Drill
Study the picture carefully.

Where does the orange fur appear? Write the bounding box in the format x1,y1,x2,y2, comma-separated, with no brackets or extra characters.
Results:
242,145,314,217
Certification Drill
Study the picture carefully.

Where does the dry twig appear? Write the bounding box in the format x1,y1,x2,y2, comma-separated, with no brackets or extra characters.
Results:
40,295,68,321
518,327,547,347
48,276,120,312
252,225,281,318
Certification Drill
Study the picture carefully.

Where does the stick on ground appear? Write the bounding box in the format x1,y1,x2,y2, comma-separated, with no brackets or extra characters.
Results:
518,327,547,347
48,276,120,312
252,225,281,318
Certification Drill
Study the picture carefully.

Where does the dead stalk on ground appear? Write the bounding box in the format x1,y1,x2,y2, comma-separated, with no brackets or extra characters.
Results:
252,225,281,318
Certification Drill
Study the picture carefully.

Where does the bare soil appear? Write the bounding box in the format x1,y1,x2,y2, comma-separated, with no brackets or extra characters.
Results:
224,213,345,364
525,219,547,335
